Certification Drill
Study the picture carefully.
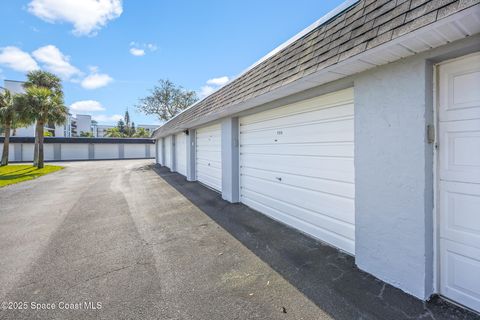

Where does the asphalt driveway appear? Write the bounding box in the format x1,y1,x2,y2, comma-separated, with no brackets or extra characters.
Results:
0,160,477,320
0,160,325,320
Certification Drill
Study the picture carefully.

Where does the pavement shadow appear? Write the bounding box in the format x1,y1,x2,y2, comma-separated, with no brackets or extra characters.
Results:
151,164,478,320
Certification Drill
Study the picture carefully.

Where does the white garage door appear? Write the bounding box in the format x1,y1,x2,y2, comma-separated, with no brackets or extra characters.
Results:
61,143,89,160
239,88,355,254
22,143,54,161
164,135,172,169
157,139,163,165
94,144,118,159
438,53,480,313
175,132,187,176
196,123,222,191
124,144,145,158
0,143,14,161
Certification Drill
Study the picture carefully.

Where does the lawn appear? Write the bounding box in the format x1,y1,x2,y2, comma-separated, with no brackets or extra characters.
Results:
0,165,64,188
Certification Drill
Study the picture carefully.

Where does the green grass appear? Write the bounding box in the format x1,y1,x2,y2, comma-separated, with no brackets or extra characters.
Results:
0,164,64,188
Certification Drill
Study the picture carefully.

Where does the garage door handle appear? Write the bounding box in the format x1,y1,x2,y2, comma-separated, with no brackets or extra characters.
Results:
208,163,211,166
276,177,282,182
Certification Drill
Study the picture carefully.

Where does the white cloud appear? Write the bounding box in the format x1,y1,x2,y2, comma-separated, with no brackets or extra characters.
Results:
147,43,157,51
0,46,39,72
129,48,145,56
129,42,157,56
199,85,216,98
32,45,81,79
81,67,113,89
199,76,230,98
92,114,123,123
206,76,229,86
28,0,123,36
70,100,105,112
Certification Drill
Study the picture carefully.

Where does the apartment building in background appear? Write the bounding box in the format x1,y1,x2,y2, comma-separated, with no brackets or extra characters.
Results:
1,80,157,138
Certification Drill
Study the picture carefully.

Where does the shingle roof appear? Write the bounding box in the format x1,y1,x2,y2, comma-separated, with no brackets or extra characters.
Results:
154,0,479,138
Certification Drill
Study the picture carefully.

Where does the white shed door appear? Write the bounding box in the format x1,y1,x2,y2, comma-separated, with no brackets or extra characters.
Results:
175,132,187,176
164,135,172,169
196,123,222,191
438,53,480,313
157,139,163,165
239,88,355,254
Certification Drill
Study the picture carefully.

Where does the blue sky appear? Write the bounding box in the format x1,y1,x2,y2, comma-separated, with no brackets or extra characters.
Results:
0,0,345,125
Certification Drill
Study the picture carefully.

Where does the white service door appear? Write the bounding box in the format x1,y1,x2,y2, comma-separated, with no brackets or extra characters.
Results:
175,132,187,176
164,135,173,169
196,123,222,191
157,139,163,165
239,88,355,254
438,53,480,313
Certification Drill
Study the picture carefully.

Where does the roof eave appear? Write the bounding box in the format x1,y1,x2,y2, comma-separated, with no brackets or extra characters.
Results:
154,5,480,139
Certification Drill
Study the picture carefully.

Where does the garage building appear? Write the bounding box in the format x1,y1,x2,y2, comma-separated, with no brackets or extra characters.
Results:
153,0,480,313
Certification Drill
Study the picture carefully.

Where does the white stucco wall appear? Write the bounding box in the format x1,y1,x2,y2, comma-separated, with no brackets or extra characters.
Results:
354,55,433,299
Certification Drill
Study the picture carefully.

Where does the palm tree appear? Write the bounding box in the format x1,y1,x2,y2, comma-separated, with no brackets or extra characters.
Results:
24,70,64,166
0,90,15,166
17,86,68,168
133,127,150,138
105,127,124,137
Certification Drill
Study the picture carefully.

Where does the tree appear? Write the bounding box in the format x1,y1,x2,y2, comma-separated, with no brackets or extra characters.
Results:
133,127,150,138
0,90,15,166
24,70,63,96
17,86,68,168
24,70,64,166
117,119,125,134
105,127,124,137
136,79,198,122
80,131,93,137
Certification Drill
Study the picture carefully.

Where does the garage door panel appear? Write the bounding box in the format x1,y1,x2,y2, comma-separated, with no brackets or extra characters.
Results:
439,120,480,184
196,123,222,191
241,175,354,224
22,143,53,161
61,144,88,160
196,135,221,143
240,89,355,254
164,136,172,169
124,144,145,158
242,188,354,238
241,103,354,132
197,173,221,190
157,140,163,165
241,166,354,199
241,119,353,145
441,240,480,308
241,142,354,157
241,154,354,183
241,89,354,125
95,144,118,159
241,193,355,254
175,133,187,176
197,159,221,169
439,54,480,122
440,181,480,249
196,149,221,159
